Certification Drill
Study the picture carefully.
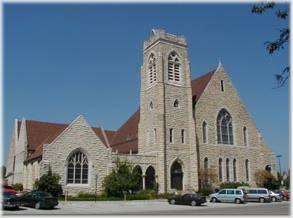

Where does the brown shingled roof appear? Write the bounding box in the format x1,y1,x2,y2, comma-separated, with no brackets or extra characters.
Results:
24,120,115,162
191,70,215,103
109,109,140,154
24,70,215,162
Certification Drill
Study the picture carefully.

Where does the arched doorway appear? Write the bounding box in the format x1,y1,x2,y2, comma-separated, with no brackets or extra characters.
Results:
133,165,143,191
171,161,183,190
145,166,156,190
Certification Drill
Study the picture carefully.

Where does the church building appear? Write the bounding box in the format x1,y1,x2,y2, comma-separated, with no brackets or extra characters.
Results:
6,29,277,195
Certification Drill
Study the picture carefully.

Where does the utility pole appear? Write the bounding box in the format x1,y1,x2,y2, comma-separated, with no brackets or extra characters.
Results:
276,155,282,175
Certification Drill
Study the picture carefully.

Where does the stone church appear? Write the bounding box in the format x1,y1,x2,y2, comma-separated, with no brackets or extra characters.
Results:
6,29,277,195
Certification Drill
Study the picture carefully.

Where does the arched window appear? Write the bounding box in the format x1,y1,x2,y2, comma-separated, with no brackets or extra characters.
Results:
243,127,248,146
233,159,237,182
218,158,223,182
217,109,233,145
173,99,179,107
245,159,249,182
148,53,157,85
67,151,88,184
226,158,230,182
168,51,180,82
265,165,272,173
133,165,143,191
202,121,207,143
171,161,183,190
204,157,208,171
149,101,153,110
145,166,156,190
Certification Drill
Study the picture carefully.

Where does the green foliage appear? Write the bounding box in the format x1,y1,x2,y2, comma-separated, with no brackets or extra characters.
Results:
199,184,214,196
219,182,250,189
102,158,140,198
11,183,23,191
34,167,63,197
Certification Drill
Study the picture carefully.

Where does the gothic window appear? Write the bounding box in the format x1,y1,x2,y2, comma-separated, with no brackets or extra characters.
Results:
202,121,207,143
181,129,185,143
148,53,157,85
218,158,223,182
221,80,224,92
204,157,208,170
171,161,183,190
226,158,230,182
153,128,157,143
169,128,173,143
217,109,233,145
67,151,88,184
173,99,179,107
233,159,237,182
149,101,153,110
13,156,16,172
168,51,180,82
243,126,248,146
245,159,249,182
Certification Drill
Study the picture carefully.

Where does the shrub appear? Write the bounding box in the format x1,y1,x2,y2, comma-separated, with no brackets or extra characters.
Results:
254,170,281,190
157,192,173,199
34,167,63,197
199,185,214,196
102,158,140,198
219,182,250,189
77,192,97,199
12,183,23,191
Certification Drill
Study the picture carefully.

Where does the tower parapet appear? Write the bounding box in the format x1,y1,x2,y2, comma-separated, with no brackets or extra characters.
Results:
143,29,187,51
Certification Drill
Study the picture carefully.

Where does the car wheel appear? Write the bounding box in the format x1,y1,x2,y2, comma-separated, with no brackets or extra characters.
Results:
235,198,241,204
283,196,288,201
259,198,265,203
170,199,175,205
271,197,276,202
211,197,217,203
35,202,41,209
191,200,196,206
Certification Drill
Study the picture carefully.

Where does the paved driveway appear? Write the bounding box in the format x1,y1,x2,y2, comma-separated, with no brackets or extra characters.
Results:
3,199,290,215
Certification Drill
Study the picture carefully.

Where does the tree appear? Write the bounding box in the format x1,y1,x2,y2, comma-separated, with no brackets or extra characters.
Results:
34,167,63,197
283,170,290,190
252,2,289,87
254,169,280,190
102,158,140,198
198,166,218,189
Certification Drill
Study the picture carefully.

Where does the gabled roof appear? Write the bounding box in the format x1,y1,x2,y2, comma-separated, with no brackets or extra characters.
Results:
22,69,215,162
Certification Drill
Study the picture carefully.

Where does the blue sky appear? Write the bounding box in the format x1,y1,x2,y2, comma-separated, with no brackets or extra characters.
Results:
4,3,289,171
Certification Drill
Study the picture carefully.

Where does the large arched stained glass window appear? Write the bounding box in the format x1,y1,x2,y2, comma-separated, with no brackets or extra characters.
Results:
67,151,88,184
217,109,233,145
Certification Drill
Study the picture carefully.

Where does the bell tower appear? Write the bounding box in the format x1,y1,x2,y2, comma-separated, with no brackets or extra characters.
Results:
138,29,198,193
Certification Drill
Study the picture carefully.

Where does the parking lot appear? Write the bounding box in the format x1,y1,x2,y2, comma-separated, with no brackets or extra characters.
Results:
3,199,290,215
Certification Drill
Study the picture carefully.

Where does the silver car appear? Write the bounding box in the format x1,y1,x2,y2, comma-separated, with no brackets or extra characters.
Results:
210,189,245,204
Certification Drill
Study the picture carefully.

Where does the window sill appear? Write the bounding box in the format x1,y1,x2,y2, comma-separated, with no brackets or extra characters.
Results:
66,184,89,187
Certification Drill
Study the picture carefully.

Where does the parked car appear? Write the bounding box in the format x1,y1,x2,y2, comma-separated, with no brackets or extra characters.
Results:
269,190,282,202
209,189,246,204
19,190,58,209
2,192,20,210
3,185,17,195
168,193,206,206
277,190,290,201
244,188,271,203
